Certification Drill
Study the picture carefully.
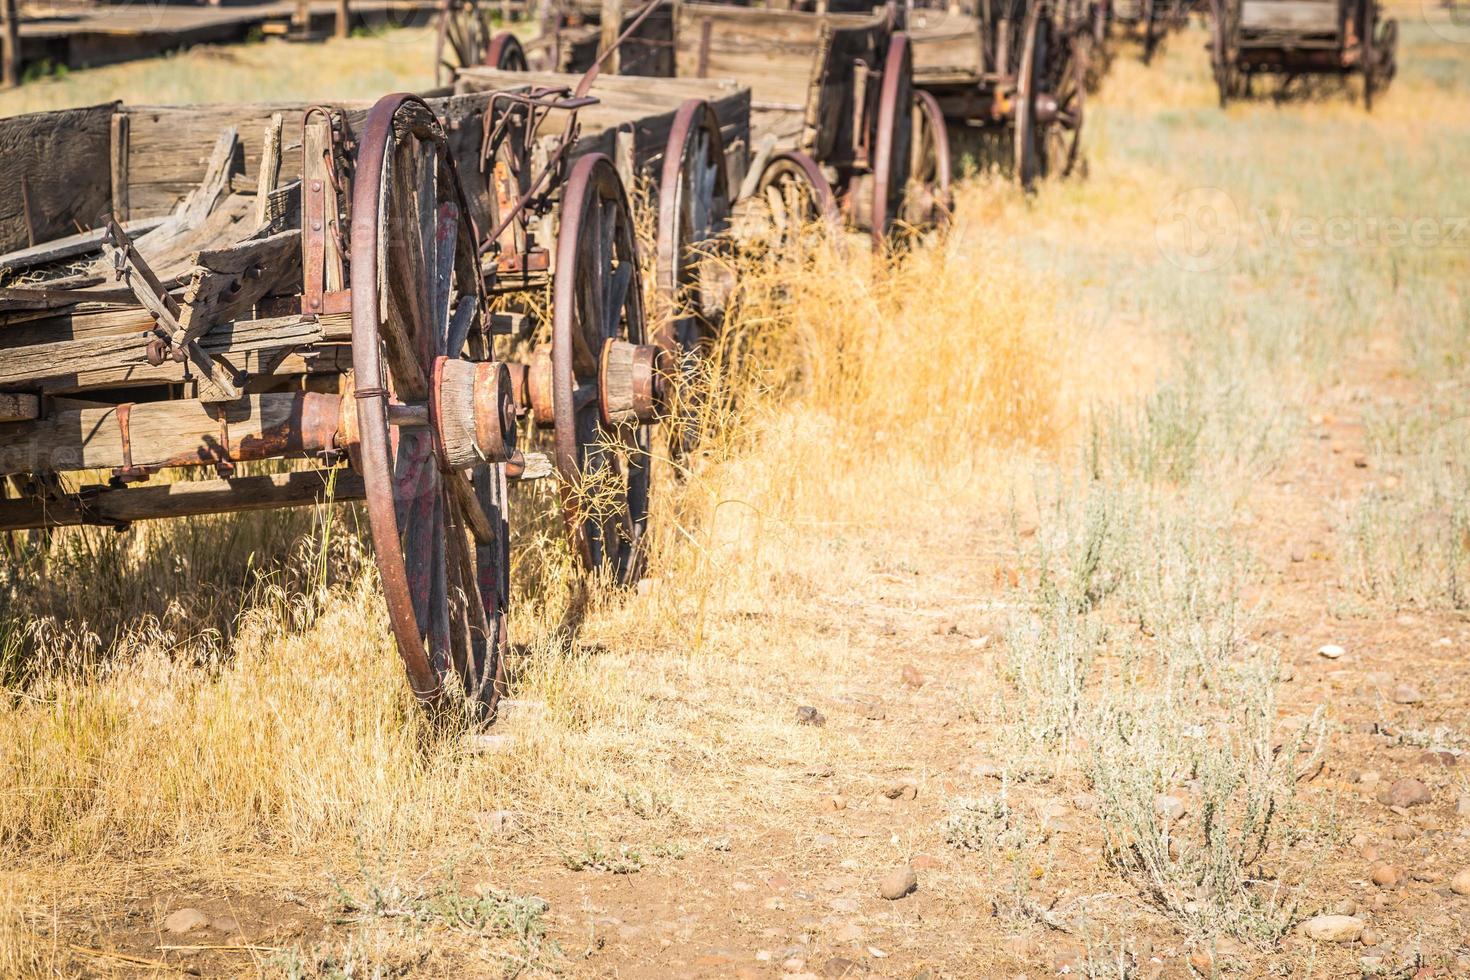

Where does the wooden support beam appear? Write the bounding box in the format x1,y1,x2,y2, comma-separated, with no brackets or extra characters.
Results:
0,391,342,477
336,0,351,38
600,0,625,74
0,469,365,532
0,313,346,392
0,393,39,423
255,114,284,230
110,113,131,222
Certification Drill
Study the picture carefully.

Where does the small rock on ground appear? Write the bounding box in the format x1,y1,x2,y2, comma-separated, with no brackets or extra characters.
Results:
1377,778,1433,808
901,664,926,688
1318,644,1346,659
797,706,827,727
1299,915,1365,943
162,908,211,935
878,864,917,900
1451,869,1470,896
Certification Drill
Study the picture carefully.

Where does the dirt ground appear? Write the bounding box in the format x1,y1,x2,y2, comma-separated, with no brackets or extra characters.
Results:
3,7,1470,980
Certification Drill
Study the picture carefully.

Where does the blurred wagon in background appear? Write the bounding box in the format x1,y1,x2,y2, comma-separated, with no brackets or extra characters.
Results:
894,0,1089,188
1209,0,1396,107
493,0,954,242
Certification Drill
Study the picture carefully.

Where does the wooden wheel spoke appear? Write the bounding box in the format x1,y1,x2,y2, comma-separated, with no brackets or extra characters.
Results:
603,260,633,341
380,141,432,399
391,430,446,645
431,199,459,351
444,469,497,545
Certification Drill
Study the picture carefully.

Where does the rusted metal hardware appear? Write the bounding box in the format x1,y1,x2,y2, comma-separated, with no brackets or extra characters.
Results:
302,106,355,316
110,403,151,485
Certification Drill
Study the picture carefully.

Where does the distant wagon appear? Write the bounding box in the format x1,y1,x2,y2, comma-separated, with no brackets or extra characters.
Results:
1209,0,1397,107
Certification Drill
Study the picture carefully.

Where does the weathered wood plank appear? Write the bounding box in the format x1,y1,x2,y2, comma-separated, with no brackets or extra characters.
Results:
0,391,341,475
0,313,344,392
0,103,117,253
0,469,366,532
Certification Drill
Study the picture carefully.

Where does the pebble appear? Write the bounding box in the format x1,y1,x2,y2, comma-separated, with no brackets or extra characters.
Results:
162,908,211,935
1361,926,1380,947
1392,824,1416,841
1369,862,1400,888
1299,914,1366,943
829,795,847,811
1391,684,1424,704
210,915,240,934
832,923,863,943
859,702,886,721
1332,899,1358,916
1188,949,1213,974
1318,644,1346,660
877,864,917,900
1154,794,1186,822
1377,778,1433,808
901,664,926,688
882,780,918,801
912,853,940,870
797,706,827,727
1359,771,1381,785
1452,869,1470,896
823,957,865,977
782,956,807,973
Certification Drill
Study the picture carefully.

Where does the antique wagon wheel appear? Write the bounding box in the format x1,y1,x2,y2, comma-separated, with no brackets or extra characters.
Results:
1043,30,1086,178
350,94,512,718
551,154,654,585
1361,1,1396,111
435,0,494,86
655,99,731,455
903,90,954,229
485,30,532,70
1013,1,1047,190
871,31,915,244
655,99,731,354
753,151,841,239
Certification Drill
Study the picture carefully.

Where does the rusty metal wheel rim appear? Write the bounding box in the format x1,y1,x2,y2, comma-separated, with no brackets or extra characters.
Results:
552,153,650,585
655,99,731,457
350,93,509,717
485,30,531,70
905,89,954,230
754,151,841,241
1014,1,1045,191
871,31,914,246
655,98,730,354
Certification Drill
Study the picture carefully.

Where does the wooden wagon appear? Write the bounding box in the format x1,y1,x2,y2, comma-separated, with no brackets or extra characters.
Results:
0,64,744,716
1105,0,1170,62
490,0,953,242
1209,0,1396,107
890,0,1087,188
